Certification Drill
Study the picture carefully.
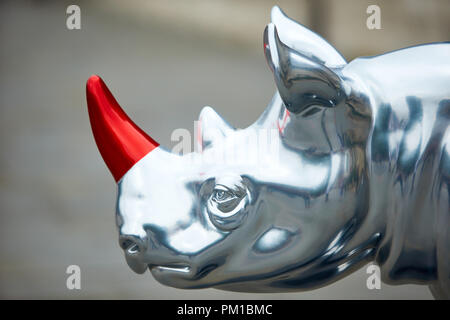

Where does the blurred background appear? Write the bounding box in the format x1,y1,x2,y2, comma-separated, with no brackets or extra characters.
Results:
0,0,449,299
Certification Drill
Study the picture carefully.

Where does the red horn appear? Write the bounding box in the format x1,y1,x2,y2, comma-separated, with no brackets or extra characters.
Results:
86,75,159,182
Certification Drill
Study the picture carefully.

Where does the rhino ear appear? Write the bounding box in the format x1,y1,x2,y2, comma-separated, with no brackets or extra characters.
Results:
264,23,346,115
271,6,346,67
198,106,234,149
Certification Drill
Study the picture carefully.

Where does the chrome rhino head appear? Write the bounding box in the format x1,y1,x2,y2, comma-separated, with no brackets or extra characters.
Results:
87,7,450,297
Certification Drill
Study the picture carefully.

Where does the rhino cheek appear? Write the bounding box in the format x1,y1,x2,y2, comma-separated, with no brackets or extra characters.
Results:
167,222,224,254
253,228,295,253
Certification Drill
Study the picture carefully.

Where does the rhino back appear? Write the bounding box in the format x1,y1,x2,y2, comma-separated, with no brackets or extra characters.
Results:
347,43,449,101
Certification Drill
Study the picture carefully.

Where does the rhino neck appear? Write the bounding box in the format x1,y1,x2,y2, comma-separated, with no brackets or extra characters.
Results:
367,99,446,291
352,58,449,294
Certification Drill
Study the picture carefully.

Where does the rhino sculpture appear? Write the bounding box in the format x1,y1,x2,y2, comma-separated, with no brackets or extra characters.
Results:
86,7,449,298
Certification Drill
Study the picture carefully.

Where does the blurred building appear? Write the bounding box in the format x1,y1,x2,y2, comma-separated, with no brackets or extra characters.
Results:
99,0,450,59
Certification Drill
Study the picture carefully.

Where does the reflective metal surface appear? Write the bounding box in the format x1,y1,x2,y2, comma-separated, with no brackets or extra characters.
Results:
87,6,450,298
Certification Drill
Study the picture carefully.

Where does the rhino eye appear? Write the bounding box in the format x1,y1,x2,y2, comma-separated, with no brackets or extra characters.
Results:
213,189,228,201
207,184,249,230
212,187,236,204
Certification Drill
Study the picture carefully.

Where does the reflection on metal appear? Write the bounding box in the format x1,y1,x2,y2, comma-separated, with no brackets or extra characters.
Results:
86,6,450,298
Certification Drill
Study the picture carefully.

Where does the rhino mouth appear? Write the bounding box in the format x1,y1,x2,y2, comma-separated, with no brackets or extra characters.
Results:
125,257,192,276
149,263,191,274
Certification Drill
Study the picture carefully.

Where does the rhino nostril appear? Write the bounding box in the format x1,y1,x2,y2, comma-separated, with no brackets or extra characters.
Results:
120,239,132,250
119,236,146,255
127,244,140,254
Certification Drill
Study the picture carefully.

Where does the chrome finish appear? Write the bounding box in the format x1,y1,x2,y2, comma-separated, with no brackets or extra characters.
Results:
111,6,449,298
269,6,347,68
264,23,347,114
